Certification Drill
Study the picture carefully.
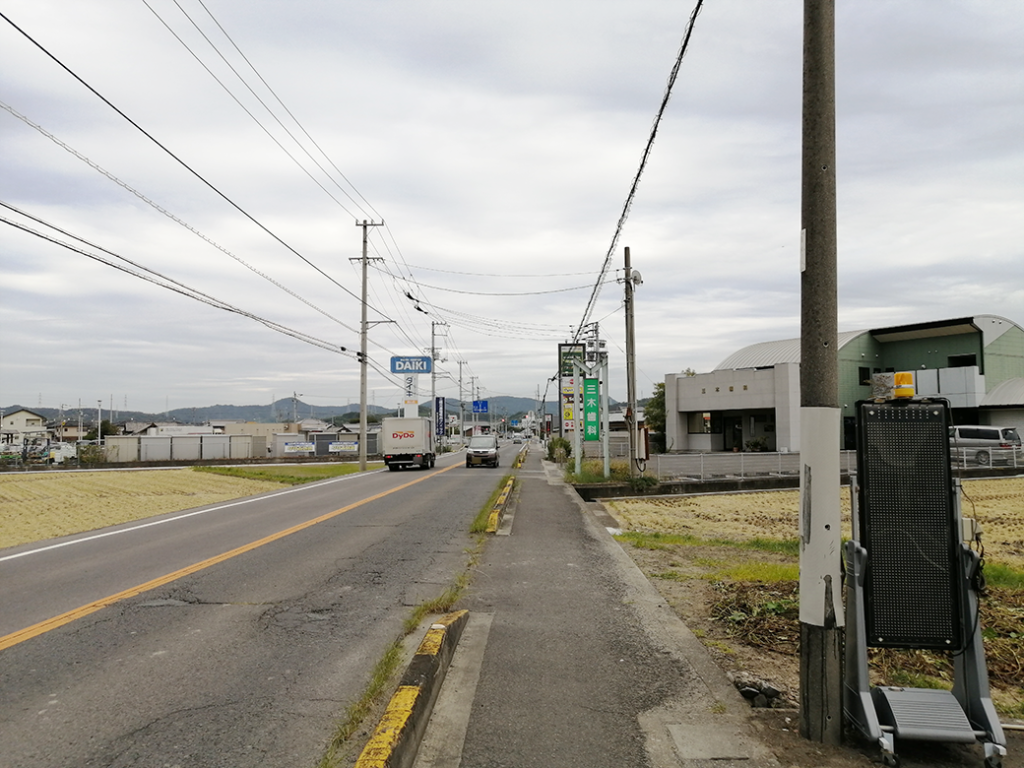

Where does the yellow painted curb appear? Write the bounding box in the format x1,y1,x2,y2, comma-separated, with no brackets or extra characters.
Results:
486,477,515,533
354,686,421,767
354,610,469,768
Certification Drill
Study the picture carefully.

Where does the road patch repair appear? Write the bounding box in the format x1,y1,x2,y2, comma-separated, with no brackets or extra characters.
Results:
485,477,515,533
354,610,469,768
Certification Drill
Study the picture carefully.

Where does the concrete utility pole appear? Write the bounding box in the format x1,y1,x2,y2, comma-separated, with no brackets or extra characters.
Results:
458,360,466,441
354,219,383,471
798,0,843,745
624,246,640,478
430,321,447,446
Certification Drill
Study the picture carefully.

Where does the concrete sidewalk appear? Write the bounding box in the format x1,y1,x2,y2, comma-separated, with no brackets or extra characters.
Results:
414,447,781,768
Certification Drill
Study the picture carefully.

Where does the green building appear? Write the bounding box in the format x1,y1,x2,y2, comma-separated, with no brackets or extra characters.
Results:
664,315,1024,452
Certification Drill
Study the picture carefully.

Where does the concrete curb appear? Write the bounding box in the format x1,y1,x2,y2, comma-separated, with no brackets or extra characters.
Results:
354,610,470,768
485,477,515,533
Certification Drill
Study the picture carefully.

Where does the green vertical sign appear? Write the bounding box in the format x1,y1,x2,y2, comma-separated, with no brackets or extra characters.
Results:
583,378,600,442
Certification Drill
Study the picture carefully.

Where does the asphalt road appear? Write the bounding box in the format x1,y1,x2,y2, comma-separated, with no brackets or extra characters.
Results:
0,447,512,768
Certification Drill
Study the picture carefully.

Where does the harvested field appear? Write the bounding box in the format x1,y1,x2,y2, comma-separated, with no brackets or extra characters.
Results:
606,476,1024,740
0,469,284,550
611,478,1024,571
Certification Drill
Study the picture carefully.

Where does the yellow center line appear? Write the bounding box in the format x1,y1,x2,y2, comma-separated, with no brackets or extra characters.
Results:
0,462,461,652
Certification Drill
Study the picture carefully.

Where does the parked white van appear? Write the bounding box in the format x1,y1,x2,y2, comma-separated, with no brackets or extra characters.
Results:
949,425,1021,465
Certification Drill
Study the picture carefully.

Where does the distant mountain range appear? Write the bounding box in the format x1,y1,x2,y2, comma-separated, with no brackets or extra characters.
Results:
3,396,571,425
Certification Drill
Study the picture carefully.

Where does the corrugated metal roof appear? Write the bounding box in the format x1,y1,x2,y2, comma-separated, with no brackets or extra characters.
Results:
983,377,1024,407
715,330,867,370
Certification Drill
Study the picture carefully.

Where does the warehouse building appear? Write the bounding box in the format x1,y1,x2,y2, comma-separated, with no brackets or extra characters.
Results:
664,314,1024,453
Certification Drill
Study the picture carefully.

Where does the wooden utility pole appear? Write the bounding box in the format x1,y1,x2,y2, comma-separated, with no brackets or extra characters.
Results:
798,0,843,745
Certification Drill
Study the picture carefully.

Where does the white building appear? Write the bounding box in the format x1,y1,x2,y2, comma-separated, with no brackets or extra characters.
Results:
1,408,49,444
665,315,1024,453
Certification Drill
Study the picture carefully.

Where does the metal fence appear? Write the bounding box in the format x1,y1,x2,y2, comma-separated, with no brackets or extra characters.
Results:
654,451,854,482
949,446,1023,470
654,448,1022,482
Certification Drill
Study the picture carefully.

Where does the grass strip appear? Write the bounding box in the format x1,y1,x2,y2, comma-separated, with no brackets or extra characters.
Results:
616,530,800,556
317,639,405,768
470,474,513,533
983,561,1024,589
317,508,492,767
194,462,383,485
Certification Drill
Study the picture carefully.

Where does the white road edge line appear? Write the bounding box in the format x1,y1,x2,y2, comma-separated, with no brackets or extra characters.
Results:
0,468,386,564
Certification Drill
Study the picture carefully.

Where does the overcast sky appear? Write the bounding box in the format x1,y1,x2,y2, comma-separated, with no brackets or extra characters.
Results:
2,0,1021,416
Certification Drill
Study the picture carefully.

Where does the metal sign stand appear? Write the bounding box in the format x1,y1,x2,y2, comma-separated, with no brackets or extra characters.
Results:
845,396,1006,768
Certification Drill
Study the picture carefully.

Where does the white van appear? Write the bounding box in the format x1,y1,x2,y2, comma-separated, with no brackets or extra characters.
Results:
949,425,1021,465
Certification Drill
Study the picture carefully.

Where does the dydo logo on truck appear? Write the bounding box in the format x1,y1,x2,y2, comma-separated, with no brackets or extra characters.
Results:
392,430,417,439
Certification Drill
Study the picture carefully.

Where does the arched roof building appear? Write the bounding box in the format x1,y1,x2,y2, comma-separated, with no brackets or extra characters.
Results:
664,315,1024,453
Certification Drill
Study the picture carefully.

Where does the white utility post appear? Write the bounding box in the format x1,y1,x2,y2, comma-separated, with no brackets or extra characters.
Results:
572,359,582,477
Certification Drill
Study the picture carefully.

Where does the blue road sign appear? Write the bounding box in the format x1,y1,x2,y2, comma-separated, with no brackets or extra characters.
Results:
472,400,488,414
390,356,432,374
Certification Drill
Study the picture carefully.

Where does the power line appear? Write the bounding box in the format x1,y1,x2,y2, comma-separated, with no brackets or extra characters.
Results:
142,0,373,220
0,9,363,306
0,207,354,357
193,0,383,221
395,262,605,279
571,0,705,343
373,264,617,296
0,99,368,340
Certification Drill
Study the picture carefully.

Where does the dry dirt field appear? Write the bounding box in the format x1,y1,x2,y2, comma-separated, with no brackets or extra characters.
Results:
607,478,1024,768
0,468,284,550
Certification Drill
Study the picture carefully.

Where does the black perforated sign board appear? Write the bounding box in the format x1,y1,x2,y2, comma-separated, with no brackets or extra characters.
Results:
856,402,964,650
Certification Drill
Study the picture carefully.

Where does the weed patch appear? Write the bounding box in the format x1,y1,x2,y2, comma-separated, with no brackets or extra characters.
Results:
470,474,514,533
612,480,1024,717
195,463,381,485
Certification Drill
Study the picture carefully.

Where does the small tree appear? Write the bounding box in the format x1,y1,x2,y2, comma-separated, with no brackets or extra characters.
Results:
84,420,117,441
644,382,667,454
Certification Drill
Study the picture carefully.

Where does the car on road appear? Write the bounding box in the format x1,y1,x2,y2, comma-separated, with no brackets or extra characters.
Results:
949,424,1022,465
466,434,499,467
512,436,522,444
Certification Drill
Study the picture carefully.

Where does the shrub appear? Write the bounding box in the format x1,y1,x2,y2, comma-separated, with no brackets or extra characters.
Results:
547,437,571,463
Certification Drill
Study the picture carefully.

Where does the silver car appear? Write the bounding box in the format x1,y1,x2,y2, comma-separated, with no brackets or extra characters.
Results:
949,425,1021,465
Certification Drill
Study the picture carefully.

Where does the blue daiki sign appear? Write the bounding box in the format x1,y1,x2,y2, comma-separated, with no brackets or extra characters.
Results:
390,355,432,374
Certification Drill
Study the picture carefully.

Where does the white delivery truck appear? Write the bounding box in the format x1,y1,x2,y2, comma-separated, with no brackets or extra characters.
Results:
380,417,436,471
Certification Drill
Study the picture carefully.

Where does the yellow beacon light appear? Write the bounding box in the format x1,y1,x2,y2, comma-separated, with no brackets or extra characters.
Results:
893,371,915,398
